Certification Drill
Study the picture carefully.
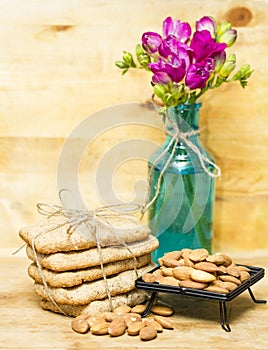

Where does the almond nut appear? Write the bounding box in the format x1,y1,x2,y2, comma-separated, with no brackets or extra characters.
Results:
154,315,174,329
221,281,238,291
163,250,182,260
144,319,163,332
189,249,209,262
161,267,174,277
108,317,126,337
122,312,142,327
127,321,145,336
131,304,147,315
161,257,184,268
206,254,225,265
219,275,241,285
205,285,229,294
71,315,89,334
150,305,174,316
142,273,156,283
194,261,218,273
179,279,208,289
190,269,216,283
219,254,233,267
113,305,132,315
158,276,179,287
91,320,110,335
172,266,194,280
240,270,250,282
139,325,157,341
226,265,241,278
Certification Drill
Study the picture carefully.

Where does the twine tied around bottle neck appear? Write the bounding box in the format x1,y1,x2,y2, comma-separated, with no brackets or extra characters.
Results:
31,200,142,316
140,97,221,218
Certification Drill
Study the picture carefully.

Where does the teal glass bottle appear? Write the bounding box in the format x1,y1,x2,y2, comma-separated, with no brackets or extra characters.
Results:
148,103,215,263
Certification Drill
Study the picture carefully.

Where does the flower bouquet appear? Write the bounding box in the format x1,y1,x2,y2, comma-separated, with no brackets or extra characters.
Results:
115,16,253,260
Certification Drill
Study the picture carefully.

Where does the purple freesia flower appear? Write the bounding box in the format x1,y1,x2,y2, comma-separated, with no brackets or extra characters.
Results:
190,30,227,63
149,57,186,83
185,63,210,89
159,38,192,70
196,16,216,38
142,31,162,54
162,16,191,43
152,71,172,84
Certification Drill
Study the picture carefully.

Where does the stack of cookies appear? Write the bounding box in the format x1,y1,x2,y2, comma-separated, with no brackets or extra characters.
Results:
19,212,158,317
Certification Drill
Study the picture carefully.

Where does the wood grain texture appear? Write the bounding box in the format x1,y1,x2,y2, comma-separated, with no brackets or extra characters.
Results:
0,0,268,252
1,251,267,349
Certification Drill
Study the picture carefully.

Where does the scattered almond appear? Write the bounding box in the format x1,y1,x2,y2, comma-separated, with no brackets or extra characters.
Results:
144,319,163,332
150,305,174,316
91,320,110,335
71,315,90,334
140,325,157,341
131,304,147,315
127,321,145,336
122,313,142,327
154,315,174,329
108,317,126,337
113,305,131,315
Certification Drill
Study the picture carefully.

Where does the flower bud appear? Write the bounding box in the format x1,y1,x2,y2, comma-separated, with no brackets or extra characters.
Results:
170,84,184,100
115,61,128,69
213,51,226,73
218,29,237,47
219,54,236,78
123,51,136,68
216,21,232,38
232,64,254,81
163,93,174,107
153,84,167,100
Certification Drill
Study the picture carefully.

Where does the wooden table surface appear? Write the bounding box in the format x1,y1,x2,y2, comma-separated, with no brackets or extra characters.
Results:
1,249,267,350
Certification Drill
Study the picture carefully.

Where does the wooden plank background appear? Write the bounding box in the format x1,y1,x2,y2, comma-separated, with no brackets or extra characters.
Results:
0,0,267,253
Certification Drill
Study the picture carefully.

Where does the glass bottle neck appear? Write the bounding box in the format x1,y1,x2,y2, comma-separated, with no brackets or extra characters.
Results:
166,103,201,135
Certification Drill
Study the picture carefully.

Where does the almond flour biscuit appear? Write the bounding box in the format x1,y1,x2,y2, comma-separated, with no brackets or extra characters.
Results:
19,213,150,254
28,253,151,287
33,263,155,305
26,235,159,272
40,289,149,317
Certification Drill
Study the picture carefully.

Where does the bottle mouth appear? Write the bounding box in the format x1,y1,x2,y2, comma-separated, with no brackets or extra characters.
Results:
172,102,202,111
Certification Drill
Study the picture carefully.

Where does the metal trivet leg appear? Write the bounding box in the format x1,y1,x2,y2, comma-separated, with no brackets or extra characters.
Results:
219,301,231,332
248,287,267,304
141,291,158,317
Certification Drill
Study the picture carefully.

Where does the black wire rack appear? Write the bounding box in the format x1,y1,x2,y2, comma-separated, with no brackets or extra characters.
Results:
135,264,266,332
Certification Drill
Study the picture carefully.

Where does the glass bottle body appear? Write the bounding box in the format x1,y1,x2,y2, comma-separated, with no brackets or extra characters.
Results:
148,103,215,262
